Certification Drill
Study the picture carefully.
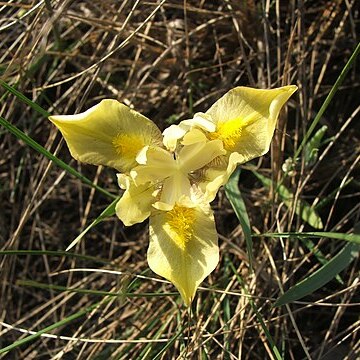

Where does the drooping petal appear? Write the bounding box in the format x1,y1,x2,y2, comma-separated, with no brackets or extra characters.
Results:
148,201,219,306
115,174,157,226
205,86,297,157
49,100,163,172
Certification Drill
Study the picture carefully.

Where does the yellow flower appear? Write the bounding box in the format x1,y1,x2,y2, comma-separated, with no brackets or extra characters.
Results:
163,85,298,202
49,85,297,305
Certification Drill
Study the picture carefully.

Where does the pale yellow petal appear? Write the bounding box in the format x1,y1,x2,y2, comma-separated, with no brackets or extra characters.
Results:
178,140,225,173
159,173,191,206
206,86,297,157
162,124,188,151
181,128,208,145
162,113,216,151
148,202,219,306
181,112,216,132
115,174,157,226
199,153,243,202
49,100,162,172
131,146,176,185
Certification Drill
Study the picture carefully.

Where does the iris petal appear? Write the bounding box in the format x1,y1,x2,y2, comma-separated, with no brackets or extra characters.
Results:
49,100,162,172
178,140,225,173
148,201,219,306
205,86,298,156
115,174,157,226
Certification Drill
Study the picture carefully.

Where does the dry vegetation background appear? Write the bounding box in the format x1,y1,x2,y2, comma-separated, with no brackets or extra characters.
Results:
0,0,359,359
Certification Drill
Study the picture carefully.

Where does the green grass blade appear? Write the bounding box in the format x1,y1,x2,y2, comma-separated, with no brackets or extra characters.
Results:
274,242,359,307
228,259,283,360
300,237,343,284
224,169,253,271
256,231,360,245
304,125,327,167
254,171,323,229
0,250,109,264
0,79,50,117
0,301,106,355
152,329,183,360
0,115,116,199
66,197,120,250
294,42,360,159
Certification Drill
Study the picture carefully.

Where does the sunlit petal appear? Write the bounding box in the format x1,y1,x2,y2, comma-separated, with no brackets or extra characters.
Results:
162,124,188,151
115,174,157,226
182,112,216,132
159,173,191,206
197,153,243,202
162,113,216,151
49,100,162,172
178,140,225,173
181,128,208,145
131,146,176,185
148,201,219,306
206,86,297,157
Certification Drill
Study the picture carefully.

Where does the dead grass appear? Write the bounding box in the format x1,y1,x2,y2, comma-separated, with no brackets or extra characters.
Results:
0,0,359,359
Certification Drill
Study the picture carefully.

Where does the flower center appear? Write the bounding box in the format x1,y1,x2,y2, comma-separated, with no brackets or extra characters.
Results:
208,118,242,151
112,134,145,158
166,205,196,250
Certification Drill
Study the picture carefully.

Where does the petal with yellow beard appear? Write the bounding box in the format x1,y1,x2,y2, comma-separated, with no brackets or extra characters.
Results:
148,199,219,306
49,100,163,172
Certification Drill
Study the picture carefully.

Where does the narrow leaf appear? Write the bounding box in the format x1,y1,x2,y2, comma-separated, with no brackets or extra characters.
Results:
275,242,359,306
66,197,119,251
294,42,360,158
224,169,253,271
304,125,327,167
0,79,50,117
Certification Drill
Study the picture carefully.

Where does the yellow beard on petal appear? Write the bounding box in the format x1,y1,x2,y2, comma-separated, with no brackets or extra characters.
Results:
112,133,145,159
208,118,242,151
166,205,196,250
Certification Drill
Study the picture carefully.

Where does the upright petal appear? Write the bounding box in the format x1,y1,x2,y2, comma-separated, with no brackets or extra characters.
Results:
198,152,243,202
130,146,176,185
178,140,225,173
148,200,219,306
49,100,163,172
115,174,157,226
205,86,297,158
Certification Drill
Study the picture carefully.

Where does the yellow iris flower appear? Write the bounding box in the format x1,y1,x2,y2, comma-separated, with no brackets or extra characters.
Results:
49,85,297,306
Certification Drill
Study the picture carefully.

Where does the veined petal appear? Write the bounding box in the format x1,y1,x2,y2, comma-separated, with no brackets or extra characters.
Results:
49,100,162,172
148,201,219,306
159,173,191,206
131,146,176,185
115,174,157,226
205,86,297,157
178,140,226,173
